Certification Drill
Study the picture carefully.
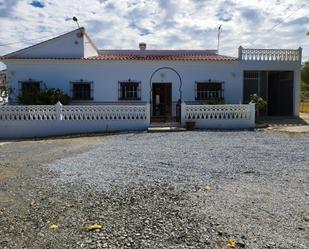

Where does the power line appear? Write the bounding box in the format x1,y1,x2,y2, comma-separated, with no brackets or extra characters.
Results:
266,2,308,33
242,1,308,47
0,35,55,47
0,28,76,47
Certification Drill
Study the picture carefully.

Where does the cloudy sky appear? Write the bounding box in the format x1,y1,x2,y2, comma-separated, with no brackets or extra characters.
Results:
0,0,308,69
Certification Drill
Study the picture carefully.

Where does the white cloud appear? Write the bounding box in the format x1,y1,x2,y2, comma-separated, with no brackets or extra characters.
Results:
0,0,308,63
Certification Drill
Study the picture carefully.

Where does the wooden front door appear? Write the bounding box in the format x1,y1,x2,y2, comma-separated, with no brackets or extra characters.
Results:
152,83,172,119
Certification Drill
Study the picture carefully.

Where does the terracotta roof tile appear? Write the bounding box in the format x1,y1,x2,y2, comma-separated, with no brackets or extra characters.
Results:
0,50,238,61
85,54,238,61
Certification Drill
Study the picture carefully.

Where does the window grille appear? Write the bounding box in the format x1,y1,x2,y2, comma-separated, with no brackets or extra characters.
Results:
244,71,260,80
195,81,224,100
18,79,42,94
70,80,93,100
243,71,260,96
118,80,141,100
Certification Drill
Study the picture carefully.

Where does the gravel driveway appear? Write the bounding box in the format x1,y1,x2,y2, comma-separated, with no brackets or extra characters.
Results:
1,131,309,249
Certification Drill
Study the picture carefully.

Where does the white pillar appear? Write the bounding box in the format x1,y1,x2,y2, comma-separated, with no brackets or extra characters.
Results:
298,47,302,63
294,47,302,116
55,101,63,120
146,102,150,126
249,102,255,127
181,101,186,127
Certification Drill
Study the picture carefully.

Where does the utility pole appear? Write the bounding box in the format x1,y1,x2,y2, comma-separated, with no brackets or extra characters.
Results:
217,25,222,54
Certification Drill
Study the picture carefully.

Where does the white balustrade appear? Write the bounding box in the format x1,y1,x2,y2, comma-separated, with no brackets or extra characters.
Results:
181,102,255,129
239,46,301,62
0,102,150,139
61,105,148,121
184,104,250,120
0,105,57,121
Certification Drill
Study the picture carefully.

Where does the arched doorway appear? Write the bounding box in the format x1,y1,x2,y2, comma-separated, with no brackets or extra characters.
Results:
149,67,182,122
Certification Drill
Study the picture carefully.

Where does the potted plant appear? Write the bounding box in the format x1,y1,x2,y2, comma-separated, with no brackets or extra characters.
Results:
186,121,196,130
250,93,267,121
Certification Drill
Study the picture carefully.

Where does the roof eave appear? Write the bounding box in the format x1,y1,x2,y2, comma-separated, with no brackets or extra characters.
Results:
0,56,239,61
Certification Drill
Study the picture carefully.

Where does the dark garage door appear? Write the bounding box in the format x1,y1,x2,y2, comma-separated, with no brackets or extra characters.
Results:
243,71,294,116
268,71,294,116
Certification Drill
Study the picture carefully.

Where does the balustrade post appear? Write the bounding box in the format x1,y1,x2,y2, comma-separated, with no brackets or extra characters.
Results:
238,46,243,60
181,101,186,126
249,102,255,127
298,47,302,64
145,102,150,125
55,101,63,120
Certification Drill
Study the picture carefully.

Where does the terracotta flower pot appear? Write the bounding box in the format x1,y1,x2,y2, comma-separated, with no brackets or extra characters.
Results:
186,121,196,130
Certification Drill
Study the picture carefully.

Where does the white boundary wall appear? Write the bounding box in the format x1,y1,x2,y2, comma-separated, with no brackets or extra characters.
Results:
181,102,255,129
0,102,255,139
0,102,150,139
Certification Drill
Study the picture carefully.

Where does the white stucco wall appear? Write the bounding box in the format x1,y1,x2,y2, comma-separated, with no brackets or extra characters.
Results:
3,58,301,116
4,59,242,104
7,30,85,58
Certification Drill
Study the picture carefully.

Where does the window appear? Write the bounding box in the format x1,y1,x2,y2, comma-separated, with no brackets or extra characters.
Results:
71,81,93,100
195,81,224,100
118,80,141,100
243,71,260,103
19,80,41,94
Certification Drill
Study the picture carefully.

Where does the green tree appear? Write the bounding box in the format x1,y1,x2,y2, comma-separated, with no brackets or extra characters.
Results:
301,62,309,101
38,88,71,105
18,86,70,105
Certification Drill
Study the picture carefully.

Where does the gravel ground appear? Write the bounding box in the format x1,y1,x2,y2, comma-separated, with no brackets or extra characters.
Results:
0,131,308,249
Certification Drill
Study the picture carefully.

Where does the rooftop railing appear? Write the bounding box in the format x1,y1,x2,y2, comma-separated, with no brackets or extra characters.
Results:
238,46,302,62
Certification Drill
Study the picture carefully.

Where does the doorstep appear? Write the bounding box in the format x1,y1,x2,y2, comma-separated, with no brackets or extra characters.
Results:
255,123,269,129
147,126,186,133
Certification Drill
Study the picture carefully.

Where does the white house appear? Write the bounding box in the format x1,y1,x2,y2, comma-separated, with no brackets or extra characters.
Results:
0,27,302,124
